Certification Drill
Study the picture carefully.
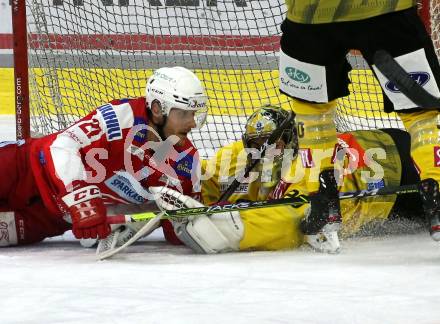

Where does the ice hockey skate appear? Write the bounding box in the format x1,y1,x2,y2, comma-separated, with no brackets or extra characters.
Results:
300,169,342,253
418,178,440,241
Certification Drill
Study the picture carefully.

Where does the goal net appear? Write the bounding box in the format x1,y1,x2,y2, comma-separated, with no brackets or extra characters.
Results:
17,0,437,158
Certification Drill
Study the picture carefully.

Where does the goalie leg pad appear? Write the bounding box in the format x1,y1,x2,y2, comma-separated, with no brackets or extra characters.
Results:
174,211,244,254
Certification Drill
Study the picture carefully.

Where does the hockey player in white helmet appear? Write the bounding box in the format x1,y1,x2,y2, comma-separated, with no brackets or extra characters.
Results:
0,65,207,250
145,66,208,144
96,66,209,248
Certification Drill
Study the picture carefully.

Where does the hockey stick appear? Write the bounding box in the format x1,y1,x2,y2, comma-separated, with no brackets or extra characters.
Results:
99,194,305,260
106,183,420,224
98,184,308,260
96,213,162,260
373,50,440,108
217,111,295,202
98,183,420,260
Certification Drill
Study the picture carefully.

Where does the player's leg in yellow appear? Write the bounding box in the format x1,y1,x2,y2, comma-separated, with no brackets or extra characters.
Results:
398,110,440,240
238,206,305,251
293,99,339,193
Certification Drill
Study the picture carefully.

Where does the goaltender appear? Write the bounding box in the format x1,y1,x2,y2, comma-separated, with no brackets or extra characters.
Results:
168,106,422,254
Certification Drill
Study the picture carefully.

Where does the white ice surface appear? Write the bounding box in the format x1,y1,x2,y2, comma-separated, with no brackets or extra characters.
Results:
0,115,440,324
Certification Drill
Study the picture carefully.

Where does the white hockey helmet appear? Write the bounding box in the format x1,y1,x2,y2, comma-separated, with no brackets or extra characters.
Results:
146,66,208,128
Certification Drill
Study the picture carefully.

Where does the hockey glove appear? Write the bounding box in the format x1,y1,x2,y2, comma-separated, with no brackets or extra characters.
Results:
149,186,203,245
62,185,111,239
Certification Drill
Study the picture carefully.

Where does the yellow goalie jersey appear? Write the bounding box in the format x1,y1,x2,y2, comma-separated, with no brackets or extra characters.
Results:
202,129,405,251
201,140,305,251
285,0,415,24
279,129,403,239
337,130,403,237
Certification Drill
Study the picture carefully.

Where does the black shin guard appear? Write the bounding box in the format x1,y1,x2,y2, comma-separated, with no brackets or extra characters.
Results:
418,178,440,241
300,169,342,235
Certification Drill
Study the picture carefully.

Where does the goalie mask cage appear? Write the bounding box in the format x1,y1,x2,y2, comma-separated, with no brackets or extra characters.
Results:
11,0,439,158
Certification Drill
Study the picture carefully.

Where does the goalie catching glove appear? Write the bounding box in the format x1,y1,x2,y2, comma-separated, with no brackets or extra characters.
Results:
62,185,111,239
150,187,244,254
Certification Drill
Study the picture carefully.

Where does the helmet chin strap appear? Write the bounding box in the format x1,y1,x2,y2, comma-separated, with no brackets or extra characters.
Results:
152,115,167,141
149,100,168,141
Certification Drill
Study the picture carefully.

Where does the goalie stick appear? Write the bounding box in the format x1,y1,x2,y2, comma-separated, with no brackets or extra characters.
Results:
97,183,420,260
373,50,440,108
105,183,420,224
96,213,162,260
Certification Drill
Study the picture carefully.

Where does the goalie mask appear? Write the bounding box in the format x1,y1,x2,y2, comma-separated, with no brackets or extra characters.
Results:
242,106,298,186
146,66,208,129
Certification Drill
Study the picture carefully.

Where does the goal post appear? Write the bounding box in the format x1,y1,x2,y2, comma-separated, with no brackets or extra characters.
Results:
11,0,438,157
11,0,30,140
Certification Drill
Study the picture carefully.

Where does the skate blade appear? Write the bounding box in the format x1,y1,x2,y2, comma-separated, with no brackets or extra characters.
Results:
430,230,440,242
323,222,341,233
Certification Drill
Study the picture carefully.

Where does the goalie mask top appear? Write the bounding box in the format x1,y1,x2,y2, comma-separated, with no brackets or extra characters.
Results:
242,105,298,187
146,66,208,129
243,105,297,154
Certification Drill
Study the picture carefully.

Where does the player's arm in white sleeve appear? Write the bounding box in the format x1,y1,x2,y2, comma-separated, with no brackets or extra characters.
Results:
49,111,107,189
45,106,125,239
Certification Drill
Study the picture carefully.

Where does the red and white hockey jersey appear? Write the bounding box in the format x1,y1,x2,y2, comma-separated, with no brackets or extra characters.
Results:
29,97,201,221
